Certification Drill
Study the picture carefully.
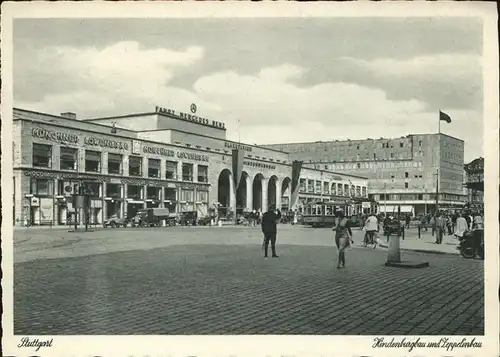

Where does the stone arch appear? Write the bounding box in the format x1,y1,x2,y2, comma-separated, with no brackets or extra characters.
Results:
252,173,265,211
236,171,250,214
267,175,279,208
281,177,292,210
217,169,232,215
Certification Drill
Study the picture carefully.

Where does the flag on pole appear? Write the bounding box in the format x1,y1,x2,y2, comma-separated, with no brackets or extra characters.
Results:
439,111,452,123
290,160,303,210
231,149,245,192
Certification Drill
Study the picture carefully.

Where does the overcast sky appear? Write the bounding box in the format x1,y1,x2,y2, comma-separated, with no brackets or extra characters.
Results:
13,17,483,162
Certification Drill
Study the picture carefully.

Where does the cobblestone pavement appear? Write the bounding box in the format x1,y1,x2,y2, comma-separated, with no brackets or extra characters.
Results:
13,226,483,335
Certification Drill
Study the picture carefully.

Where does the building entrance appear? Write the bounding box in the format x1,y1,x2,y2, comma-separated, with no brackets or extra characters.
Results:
253,174,264,211
268,175,278,208
236,172,248,214
218,169,231,216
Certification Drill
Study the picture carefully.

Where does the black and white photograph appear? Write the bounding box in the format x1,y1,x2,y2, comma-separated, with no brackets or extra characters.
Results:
1,2,499,357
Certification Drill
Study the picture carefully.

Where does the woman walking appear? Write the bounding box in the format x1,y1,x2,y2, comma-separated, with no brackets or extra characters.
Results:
333,209,353,269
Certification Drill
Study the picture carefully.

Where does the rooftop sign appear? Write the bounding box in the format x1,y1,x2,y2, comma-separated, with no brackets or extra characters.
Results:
155,105,225,130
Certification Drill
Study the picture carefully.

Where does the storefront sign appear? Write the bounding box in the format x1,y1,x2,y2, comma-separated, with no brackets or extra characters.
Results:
84,136,130,150
23,170,109,182
155,105,225,129
179,183,209,190
177,151,209,162
143,146,175,157
225,142,252,152
244,160,276,170
143,145,209,162
32,128,79,144
121,178,164,187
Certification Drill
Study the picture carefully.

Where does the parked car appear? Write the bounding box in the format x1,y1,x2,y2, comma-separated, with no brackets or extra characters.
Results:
197,215,214,226
179,211,197,226
103,215,127,228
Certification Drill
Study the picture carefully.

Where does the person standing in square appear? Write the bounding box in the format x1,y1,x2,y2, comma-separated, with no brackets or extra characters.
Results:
262,205,281,258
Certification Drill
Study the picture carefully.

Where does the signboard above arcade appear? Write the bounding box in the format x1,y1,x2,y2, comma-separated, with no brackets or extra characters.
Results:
155,105,226,130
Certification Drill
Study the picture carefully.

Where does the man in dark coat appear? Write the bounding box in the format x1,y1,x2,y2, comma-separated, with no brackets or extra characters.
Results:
261,205,282,258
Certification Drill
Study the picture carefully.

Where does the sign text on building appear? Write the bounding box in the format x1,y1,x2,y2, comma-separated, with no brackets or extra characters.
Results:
244,160,276,170
155,105,225,130
84,137,130,150
32,128,79,144
142,146,209,162
225,142,253,152
143,146,175,157
177,151,209,162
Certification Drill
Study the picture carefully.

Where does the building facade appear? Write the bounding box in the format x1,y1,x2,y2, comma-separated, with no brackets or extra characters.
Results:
12,107,368,226
464,157,484,209
264,134,467,216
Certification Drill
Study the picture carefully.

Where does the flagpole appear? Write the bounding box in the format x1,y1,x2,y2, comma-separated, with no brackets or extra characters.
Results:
238,119,241,143
435,169,439,213
438,110,441,134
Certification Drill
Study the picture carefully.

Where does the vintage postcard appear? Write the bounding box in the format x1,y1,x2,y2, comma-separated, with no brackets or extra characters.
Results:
1,1,498,357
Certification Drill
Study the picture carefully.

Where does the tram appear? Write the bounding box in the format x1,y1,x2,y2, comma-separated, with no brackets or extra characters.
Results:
302,198,373,228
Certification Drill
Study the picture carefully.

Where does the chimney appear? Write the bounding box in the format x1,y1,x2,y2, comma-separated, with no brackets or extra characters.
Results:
61,112,77,120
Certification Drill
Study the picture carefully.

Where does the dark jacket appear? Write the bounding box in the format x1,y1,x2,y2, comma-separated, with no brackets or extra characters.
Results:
261,210,281,234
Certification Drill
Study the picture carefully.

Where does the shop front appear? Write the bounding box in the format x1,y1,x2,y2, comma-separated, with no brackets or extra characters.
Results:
105,182,123,218
126,184,144,218
146,186,162,208
163,185,178,213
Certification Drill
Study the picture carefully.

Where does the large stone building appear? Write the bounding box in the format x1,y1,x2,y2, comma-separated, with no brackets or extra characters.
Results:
12,106,368,226
264,134,467,216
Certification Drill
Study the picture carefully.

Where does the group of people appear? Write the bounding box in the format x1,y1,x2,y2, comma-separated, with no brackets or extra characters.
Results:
419,211,484,244
258,204,354,268
259,205,485,268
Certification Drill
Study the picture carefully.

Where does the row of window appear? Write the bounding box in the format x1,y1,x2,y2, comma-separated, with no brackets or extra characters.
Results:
443,151,462,162
372,193,467,202
326,161,423,171
29,179,209,202
298,179,368,197
309,151,413,163
33,143,209,182
288,140,416,153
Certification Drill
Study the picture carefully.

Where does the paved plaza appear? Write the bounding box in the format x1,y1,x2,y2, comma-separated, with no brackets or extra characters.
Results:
13,225,484,335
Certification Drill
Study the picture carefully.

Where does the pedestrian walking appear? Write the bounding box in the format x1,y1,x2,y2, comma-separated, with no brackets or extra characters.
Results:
405,215,411,229
435,213,446,244
446,215,453,235
261,205,282,258
420,215,428,232
332,209,352,269
363,213,378,248
454,213,469,239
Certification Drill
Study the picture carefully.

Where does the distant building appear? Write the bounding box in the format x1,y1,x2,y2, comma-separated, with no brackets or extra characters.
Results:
263,134,467,216
464,157,484,209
